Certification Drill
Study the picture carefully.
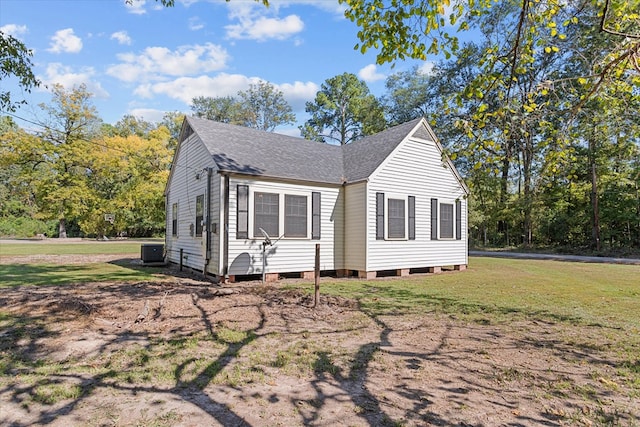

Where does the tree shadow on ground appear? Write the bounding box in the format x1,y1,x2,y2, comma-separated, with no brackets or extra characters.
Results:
0,274,637,426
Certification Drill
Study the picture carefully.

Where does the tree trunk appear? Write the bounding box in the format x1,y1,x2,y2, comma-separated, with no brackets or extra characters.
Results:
591,161,601,251
58,218,67,239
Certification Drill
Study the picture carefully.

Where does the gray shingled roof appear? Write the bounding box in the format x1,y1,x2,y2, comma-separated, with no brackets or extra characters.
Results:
185,115,422,185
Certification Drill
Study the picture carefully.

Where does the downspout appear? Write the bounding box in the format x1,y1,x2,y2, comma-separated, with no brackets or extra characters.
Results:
222,173,230,281
203,167,212,275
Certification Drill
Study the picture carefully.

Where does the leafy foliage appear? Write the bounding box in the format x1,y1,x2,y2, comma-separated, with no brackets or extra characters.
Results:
0,31,39,112
300,72,385,145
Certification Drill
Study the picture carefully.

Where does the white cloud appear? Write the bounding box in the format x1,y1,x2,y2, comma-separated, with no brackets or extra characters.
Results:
125,0,147,15
0,24,28,37
39,63,109,98
276,80,319,111
266,0,346,16
188,17,204,31
106,43,230,82
358,64,385,82
134,73,260,103
132,74,318,113
128,108,175,123
224,2,304,41
110,31,132,45
419,61,436,76
226,14,304,41
47,28,83,53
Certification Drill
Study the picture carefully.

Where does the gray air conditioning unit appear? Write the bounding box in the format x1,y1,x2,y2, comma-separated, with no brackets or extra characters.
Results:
141,244,164,263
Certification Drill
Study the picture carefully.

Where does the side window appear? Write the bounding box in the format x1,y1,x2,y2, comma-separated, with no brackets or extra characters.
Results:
172,203,178,236
440,203,454,239
284,194,307,237
195,195,204,237
254,192,279,238
387,198,406,239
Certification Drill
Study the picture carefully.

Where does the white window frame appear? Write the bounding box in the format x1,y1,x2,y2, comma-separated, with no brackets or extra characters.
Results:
438,200,456,240
248,188,312,240
384,193,409,241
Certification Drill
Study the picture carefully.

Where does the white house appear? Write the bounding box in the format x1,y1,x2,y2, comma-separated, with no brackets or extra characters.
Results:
164,116,469,282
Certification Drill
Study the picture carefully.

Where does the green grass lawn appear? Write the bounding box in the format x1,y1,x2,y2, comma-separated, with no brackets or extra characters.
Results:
0,240,159,256
295,257,640,331
0,240,166,287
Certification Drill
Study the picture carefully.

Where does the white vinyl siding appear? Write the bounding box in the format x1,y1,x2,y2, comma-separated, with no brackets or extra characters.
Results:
165,132,219,272
228,177,341,275
366,128,468,270
344,182,367,270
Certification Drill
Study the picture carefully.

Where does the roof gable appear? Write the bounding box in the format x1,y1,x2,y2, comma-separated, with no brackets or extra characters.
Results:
180,116,466,193
186,116,343,184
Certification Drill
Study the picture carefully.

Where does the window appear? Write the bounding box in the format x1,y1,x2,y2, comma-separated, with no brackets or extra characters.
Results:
376,193,415,240
440,203,454,239
387,198,406,239
254,192,279,238
237,185,249,239
195,195,204,237
172,203,178,236
285,195,307,237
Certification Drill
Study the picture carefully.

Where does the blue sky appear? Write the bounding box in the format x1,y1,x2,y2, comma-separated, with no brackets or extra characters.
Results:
1,0,432,136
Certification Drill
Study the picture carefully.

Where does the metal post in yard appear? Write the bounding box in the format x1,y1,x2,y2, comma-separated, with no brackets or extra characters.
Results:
313,244,320,308
180,248,183,272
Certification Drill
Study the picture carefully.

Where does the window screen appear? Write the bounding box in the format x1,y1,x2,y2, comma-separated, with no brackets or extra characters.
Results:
254,192,279,238
387,198,405,239
285,194,307,237
440,203,454,239
195,195,204,237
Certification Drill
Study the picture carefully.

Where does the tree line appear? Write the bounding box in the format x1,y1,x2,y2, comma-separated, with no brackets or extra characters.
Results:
1,0,638,251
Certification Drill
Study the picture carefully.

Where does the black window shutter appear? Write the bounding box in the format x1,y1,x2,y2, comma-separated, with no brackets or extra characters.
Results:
408,196,416,240
237,185,248,239
376,192,384,240
456,199,462,240
431,198,438,240
312,192,321,240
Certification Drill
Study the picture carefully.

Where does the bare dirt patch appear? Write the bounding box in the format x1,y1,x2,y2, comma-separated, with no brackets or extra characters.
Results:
1,257,638,426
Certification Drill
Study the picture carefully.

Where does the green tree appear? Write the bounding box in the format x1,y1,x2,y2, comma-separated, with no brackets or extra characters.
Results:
300,72,386,145
35,84,102,238
238,81,295,131
191,95,250,125
0,31,39,112
160,111,185,150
